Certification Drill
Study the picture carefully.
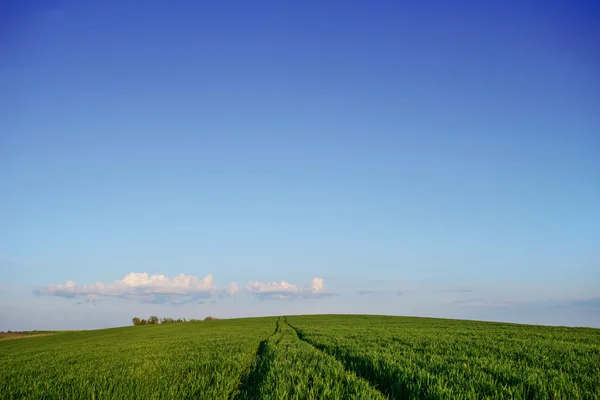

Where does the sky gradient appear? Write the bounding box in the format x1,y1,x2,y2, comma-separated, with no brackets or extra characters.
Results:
1,0,599,330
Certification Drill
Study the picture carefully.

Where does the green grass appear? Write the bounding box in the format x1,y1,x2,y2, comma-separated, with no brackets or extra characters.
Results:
1,315,598,399
287,315,600,399
1,318,275,399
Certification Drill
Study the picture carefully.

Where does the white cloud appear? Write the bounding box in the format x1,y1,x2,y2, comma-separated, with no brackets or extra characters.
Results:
246,277,336,300
36,273,338,304
310,277,324,292
36,272,220,304
226,282,240,296
247,280,299,295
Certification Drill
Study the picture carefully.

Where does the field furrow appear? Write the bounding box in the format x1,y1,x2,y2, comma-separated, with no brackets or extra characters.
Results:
236,316,386,399
233,317,282,399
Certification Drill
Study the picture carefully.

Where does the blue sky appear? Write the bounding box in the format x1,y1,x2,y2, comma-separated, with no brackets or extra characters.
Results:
1,0,599,330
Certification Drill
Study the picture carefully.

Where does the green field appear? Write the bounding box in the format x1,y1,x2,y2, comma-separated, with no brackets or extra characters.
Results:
1,315,599,399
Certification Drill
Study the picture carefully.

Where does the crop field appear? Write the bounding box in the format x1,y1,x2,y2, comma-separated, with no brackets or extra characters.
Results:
1,315,599,399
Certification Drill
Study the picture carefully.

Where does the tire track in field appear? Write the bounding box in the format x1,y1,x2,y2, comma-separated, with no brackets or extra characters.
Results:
284,317,390,400
232,317,280,400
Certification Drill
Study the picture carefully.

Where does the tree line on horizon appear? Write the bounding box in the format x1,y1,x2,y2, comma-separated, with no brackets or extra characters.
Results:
132,316,215,325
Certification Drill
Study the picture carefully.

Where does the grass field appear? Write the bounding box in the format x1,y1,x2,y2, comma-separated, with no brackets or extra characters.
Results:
1,315,598,399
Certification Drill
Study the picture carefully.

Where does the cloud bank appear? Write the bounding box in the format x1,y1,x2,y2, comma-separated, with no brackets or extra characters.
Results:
35,272,236,304
35,274,336,304
246,277,336,300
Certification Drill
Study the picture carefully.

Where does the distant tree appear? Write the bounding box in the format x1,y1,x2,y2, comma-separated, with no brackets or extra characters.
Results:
140,319,147,325
148,316,159,325
204,316,215,321
132,317,141,326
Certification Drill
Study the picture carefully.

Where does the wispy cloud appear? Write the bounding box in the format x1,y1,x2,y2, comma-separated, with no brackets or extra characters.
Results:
570,297,600,309
438,287,476,293
357,290,376,296
452,297,600,310
247,277,337,300
75,294,99,306
451,297,492,305
35,272,238,304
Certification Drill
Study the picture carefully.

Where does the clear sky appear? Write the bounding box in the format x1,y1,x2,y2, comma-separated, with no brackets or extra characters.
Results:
1,0,599,330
